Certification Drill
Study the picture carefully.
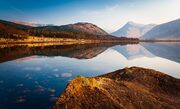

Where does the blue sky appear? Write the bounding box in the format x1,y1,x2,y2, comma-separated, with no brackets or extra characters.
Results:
0,0,180,32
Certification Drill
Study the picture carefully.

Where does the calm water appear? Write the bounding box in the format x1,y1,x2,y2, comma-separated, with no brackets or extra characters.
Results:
0,42,180,109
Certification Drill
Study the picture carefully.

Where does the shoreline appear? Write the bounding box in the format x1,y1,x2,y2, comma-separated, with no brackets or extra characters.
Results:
0,35,180,45
0,39,180,45
0,36,139,45
140,40,180,42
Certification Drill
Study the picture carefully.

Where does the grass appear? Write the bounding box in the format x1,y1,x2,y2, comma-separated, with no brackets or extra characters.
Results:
0,36,100,44
65,76,102,96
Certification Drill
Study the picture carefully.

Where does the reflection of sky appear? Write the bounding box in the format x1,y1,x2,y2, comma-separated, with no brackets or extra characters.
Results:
0,44,180,109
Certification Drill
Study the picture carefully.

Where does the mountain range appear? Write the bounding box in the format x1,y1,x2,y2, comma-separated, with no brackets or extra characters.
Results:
1,18,180,40
111,21,156,38
112,19,180,40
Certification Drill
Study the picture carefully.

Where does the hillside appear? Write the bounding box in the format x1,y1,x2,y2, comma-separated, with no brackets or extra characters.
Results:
54,67,180,109
111,21,156,38
142,19,180,40
29,22,108,36
0,20,116,40
0,20,31,39
62,22,108,35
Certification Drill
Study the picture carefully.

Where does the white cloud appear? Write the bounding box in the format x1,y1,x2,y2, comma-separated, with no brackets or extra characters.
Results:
53,68,59,72
22,67,41,71
61,73,72,78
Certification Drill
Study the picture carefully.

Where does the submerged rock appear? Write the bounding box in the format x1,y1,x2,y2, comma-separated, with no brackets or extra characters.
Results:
54,67,180,109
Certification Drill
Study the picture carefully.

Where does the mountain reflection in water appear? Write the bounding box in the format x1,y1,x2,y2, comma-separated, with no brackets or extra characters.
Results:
0,42,180,63
0,42,180,109
0,42,137,63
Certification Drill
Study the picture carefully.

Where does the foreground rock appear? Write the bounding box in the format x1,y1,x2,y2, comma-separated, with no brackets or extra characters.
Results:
54,67,180,109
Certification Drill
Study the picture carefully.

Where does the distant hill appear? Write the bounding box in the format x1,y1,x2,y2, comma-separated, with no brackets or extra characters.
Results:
142,19,180,40
66,22,108,35
111,21,156,38
0,20,115,40
0,20,31,39
30,22,108,36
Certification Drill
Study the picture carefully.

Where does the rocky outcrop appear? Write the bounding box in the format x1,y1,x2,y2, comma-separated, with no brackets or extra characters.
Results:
54,67,180,109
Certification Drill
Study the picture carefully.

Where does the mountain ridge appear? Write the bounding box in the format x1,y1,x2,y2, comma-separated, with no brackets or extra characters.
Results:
33,22,108,36
111,21,156,38
142,19,180,40
0,19,116,40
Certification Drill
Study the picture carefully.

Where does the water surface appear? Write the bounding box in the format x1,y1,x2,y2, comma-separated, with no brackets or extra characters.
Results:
0,42,180,109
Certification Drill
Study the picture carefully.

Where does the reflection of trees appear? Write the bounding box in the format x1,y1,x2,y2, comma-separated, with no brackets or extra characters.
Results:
0,42,139,63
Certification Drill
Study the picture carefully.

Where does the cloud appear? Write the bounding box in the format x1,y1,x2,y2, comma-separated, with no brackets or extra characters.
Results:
35,85,45,93
23,67,41,71
61,73,72,78
54,74,60,78
53,68,59,72
48,88,56,93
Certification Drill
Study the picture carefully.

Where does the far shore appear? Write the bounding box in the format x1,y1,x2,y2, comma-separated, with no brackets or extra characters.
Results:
140,39,180,42
0,39,140,45
0,36,180,45
0,36,139,45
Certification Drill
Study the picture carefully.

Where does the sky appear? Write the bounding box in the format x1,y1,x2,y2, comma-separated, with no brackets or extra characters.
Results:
0,0,180,33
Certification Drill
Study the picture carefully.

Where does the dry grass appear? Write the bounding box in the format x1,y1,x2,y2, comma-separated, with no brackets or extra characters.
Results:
66,76,102,96
0,36,101,44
